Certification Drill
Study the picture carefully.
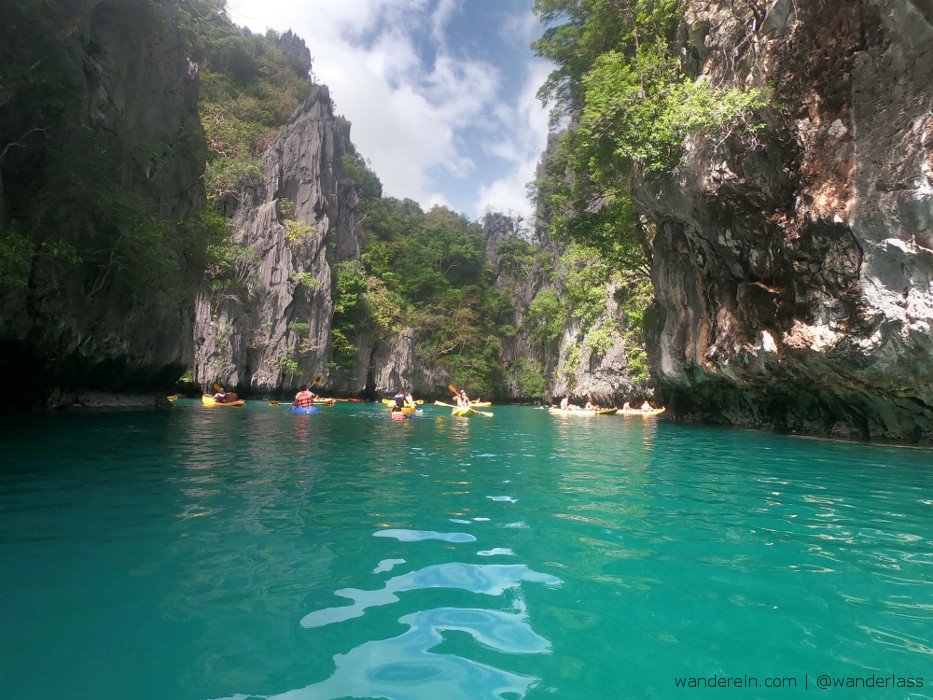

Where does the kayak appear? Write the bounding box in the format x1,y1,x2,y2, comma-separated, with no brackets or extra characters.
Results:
619,407,666,417
290,405,318,414
202,395,246,407
548,407,618,416
470,401,492,408
166,395,179,404
452,407,476,417
381,398,424,406
387,405,420,416
313,398,336,406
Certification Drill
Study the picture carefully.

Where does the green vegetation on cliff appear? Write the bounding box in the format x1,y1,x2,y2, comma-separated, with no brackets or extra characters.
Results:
332,180,513,397
531,0,764,385
175,1,313,206
0,0,228,398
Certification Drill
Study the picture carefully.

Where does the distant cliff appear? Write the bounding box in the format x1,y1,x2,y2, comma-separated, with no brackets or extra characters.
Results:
639,0,933,440
192,86,361,394
0,0,206,408
488,136,651,406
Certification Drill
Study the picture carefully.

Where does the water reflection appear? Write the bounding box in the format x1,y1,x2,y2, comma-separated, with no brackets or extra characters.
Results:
300,562,560,628
227,606,549,700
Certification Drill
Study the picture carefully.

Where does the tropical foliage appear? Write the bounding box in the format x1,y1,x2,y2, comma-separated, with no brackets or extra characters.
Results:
330,179,513,396
175,0,313,206
531,0,766,383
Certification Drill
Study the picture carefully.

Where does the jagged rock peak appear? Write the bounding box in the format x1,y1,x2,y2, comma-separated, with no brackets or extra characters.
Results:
192,82,362,394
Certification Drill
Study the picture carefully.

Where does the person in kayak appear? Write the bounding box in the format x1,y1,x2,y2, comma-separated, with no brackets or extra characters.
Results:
213,387,239,403
404,390,416,407
641,400,654,412
394,390,407,410
293,384,317,408
456,390,472,408
560,395,579,410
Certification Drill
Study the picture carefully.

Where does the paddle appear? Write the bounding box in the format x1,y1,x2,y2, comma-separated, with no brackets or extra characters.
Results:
435,399,492,417
310,373,325,387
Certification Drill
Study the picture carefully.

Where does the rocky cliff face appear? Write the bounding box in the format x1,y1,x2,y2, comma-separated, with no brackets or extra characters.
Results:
548,279,651,406
500,133,651,406
0,0,204,408
192,86,361,395
640,0,933,440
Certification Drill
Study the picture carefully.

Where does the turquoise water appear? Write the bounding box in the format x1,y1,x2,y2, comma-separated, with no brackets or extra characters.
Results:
1,402,931,699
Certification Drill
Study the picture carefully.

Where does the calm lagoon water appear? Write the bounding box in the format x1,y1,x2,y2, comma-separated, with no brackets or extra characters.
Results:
1,401,931,699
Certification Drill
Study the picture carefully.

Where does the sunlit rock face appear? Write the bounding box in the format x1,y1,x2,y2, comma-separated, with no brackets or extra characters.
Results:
641,0,933,440
192,86,361,395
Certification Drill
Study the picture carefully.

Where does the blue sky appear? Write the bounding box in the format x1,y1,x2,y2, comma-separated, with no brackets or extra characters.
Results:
225,0,551,221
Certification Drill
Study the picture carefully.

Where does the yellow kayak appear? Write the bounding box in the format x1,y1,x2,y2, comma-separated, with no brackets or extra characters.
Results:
314,398,337,406
201,395,246,407
452,407,476,417
445,399,491,407
386,405,420,415
548,407,618,416
619,407,666,417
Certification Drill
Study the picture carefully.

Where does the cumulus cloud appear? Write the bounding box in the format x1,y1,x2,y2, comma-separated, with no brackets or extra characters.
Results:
472,60,552,220
225,0,547,218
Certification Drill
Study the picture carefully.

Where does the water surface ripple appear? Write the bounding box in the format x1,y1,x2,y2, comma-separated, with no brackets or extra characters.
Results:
1,403,931,699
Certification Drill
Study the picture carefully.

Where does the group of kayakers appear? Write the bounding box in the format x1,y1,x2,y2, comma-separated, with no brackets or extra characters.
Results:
213,383,658,415
557,395,658,413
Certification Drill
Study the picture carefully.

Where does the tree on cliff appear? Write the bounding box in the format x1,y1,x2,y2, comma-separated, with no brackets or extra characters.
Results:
532,0,763,273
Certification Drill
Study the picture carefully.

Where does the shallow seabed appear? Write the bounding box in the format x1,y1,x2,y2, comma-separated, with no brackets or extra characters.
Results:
1,402,931,699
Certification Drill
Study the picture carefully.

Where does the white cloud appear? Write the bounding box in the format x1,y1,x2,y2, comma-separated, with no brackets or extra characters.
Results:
499,8,544,48
431,0,462,44
225,0,548,219
472,60,552,219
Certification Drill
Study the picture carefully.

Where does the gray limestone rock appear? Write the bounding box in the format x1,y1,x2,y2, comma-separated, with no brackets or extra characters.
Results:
640,0,933,441
192,86,362,396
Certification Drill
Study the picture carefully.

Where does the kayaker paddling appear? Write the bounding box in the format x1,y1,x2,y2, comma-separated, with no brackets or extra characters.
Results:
293,384,317,408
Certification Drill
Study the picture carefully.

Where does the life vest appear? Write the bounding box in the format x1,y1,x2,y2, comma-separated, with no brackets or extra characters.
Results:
294,391,314,407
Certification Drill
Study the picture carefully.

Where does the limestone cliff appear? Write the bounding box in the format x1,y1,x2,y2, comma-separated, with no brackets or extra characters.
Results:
640,0,933,440
0,0,204,408
192,86,361,395
496,134,651,406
